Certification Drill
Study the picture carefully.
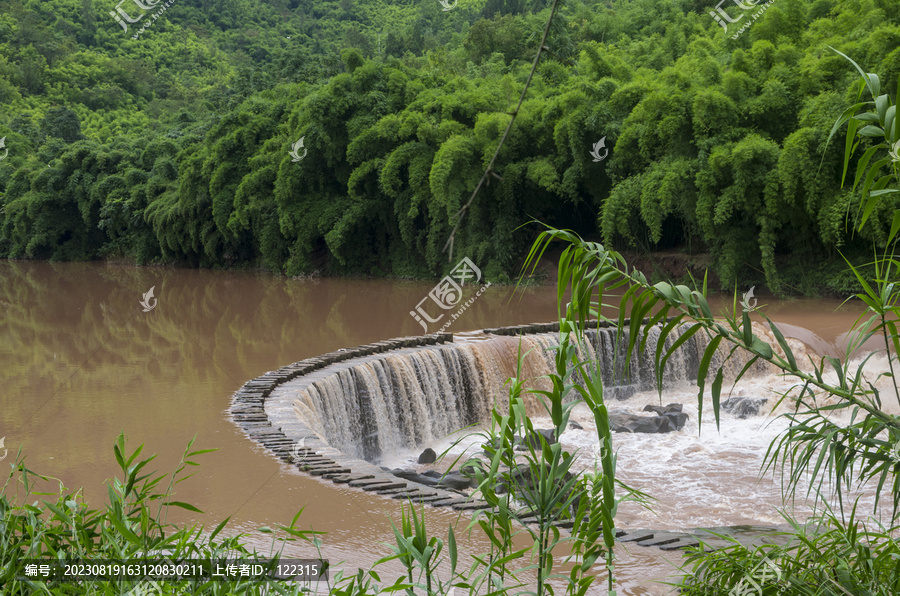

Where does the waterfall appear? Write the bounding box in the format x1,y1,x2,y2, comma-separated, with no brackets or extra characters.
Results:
292,325,765,463
294,344,505,463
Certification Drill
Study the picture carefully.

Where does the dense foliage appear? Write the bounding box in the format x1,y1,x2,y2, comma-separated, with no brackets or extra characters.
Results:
0,0,898,290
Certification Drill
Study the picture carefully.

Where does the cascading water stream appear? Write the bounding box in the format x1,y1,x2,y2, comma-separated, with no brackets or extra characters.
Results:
292,324,766,463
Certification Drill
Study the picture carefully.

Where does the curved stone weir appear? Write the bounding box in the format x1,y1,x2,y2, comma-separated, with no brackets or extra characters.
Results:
230,320,786,546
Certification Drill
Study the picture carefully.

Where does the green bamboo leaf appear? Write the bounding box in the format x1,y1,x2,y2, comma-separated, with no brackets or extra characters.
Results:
44,501,72,523
875,94,890,124
829,46,881,97
639,302,668,354
448,525,457,575
853,112,881,123
828,101,869,174
842,117,861,186
617,285,639,336
654,316,683,394
108,513,141,545
696,335,724,433
859,158,892,227
742,308,753,346
711,368,724,431
767,319,798,371
873,174,895,192
750,336,773,360
826,356,846,389
852,145,883,191
885,104,896,141
653,281,681,305
858,125,885,137
210,516,231,541
114,440,126,471
658,323,702,392
167,501,204,513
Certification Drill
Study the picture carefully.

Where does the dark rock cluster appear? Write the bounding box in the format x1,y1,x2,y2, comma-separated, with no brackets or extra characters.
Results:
608,403,688,433
721,396,768,418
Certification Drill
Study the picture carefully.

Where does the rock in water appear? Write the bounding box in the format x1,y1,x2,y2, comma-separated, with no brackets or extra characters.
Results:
417,448,437,464
664,411,688,430
721,397,768,419
568,421,584,430
437,472,476,490
609,409,692,433
609,413,672,433
642,403,684,415
391,468,440,486
639,403,688,430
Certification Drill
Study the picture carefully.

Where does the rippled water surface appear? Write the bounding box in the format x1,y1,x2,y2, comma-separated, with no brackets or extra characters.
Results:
0,261,883,594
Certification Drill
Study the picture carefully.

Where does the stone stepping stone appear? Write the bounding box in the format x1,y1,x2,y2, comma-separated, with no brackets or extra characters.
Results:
618,530,655,543
551,520,574,529
320,471,357,480
390,491,447,501
451,501,492,511
429,498,469,508
375,487,413,496
329,474,375,484
691,537,737,552
407,495,452,503
386,489,439,498
308,468,350,476
347,478,396,488
391,493,444,502
659,537,702,551
635,532,685,547
298,463,340,471
297,459,335,466
361,482,407,492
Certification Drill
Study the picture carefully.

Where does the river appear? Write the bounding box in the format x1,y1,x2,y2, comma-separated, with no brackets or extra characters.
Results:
0,260,886,595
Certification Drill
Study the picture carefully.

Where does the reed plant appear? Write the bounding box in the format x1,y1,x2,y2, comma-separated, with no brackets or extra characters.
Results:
513,49,900,593
0,433,321,595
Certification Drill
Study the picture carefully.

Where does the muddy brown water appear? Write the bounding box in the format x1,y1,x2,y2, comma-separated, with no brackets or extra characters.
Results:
0,261,877,594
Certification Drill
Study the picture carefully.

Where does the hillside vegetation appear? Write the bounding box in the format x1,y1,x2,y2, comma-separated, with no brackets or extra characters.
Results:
0,0,898,292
